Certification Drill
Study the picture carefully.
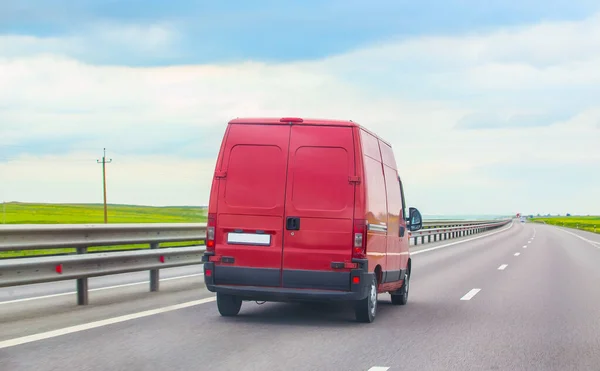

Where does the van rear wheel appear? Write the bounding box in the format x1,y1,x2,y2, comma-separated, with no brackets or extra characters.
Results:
355,275,378,323
217,293,242,316
391,271,409,305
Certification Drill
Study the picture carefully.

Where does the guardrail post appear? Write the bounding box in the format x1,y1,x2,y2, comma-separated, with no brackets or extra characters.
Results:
76,247,89,305
150,242,160,292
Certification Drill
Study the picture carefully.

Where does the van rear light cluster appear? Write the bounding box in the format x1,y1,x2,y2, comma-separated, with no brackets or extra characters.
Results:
207,213,216,252
353,219,367,259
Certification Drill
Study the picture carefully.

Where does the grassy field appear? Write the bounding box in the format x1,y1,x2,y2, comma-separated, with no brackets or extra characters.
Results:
530,216,600,234
0,202,207,258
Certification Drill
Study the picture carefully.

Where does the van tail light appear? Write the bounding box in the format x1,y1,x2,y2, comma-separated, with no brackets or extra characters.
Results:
353,219,367,259
207,213,216,252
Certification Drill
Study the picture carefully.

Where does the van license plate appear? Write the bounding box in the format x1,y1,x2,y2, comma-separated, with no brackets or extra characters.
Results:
227,232,271,246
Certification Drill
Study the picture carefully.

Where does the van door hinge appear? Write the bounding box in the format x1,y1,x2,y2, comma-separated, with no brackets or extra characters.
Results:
348,176,361,184
215,171,227,179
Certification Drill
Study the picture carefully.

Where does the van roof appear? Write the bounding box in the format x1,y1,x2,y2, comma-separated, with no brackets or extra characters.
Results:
228,117,355,127
228,117,391,147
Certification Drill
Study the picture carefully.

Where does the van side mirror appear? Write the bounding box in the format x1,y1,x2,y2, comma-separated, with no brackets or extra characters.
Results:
407,207,422,232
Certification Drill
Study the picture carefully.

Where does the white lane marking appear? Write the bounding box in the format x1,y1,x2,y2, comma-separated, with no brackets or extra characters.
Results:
514,252,521,256
0,273,204,306
460,288,481,301
557,228,600,248
498,264,508,270
523,245,527,248
411,221,514,256
0,296,216,349
368,368,390,371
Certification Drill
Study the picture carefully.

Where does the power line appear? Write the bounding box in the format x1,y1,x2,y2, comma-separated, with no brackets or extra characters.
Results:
96,148,113,224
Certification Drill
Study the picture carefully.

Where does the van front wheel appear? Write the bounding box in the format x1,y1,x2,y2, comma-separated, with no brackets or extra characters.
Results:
355,275,378,323
217,293,242,316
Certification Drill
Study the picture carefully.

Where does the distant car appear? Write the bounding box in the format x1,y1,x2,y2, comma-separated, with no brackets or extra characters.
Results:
202,117,423,323
520,217,525,223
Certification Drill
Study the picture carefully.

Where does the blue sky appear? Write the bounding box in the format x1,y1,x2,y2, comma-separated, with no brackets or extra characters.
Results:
0,1,599,214
2,0,599,65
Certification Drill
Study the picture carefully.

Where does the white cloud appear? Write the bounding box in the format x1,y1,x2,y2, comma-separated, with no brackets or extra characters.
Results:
1,14,599,214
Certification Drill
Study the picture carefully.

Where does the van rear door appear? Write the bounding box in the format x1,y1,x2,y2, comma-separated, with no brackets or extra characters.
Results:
281,124,356,291
213,123,290,287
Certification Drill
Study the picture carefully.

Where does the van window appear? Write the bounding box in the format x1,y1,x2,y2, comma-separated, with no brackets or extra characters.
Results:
225,144,287,208
291,146,350,211
383,165,402,223
399,178,407,221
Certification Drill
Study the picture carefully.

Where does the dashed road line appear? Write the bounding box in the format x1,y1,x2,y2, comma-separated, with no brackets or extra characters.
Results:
498,264,508,270
514,252,521,256
368,367,390,371
460,288,481,301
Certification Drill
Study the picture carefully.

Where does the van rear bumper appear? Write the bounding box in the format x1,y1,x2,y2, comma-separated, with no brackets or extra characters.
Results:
203,260,371,302
205,282,372,302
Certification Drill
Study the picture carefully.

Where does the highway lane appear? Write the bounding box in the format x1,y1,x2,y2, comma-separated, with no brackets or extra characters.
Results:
2,222,600,370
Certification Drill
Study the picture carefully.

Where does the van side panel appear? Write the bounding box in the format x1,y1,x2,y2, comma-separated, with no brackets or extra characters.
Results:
281,125,355,290
359,129,388,275
379,141,406,283
213,123,290,286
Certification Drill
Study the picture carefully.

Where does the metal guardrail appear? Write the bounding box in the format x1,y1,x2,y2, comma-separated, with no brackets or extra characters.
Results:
420,219,506,229
0,223,207,305
409,220,511,245
0,223,207,251
0,219,510,305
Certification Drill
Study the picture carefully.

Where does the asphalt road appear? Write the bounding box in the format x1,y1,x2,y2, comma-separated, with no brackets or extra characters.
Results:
1,222,599,371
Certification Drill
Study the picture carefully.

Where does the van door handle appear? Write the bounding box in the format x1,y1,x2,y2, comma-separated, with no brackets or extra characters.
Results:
399,226,405,237
286,217,300,231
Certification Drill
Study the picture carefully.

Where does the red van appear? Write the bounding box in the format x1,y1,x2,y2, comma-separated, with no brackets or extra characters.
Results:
202,117,422,322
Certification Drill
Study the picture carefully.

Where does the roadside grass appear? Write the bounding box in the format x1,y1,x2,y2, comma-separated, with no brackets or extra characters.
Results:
530,216,600,234
0,202,207,258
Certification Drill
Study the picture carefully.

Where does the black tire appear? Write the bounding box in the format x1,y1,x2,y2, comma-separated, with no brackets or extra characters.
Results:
355,274,378,323
391,270,409,305
217,293,242,317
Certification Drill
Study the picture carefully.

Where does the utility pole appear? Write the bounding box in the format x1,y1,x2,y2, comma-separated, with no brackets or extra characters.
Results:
97,148,112,223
